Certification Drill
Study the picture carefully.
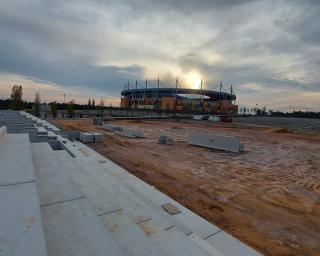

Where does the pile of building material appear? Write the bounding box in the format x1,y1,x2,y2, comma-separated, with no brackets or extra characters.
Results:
208,116,221,122
36,126,48,136
91,132,103,142
104,124,144,138
193,115,209,120
93,117,103,126
79,132,94,143
79,131,103,143
0,126,7,136
188,131,244,153
103,125,124,132
158,135,175,145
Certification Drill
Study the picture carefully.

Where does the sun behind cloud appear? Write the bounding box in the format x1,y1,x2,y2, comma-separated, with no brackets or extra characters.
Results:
185,71,203,89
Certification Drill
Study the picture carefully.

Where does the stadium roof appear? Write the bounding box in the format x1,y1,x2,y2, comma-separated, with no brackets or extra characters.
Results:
121,88,236,101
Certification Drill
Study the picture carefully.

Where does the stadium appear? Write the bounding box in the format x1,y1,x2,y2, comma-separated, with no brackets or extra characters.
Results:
120,82,238,114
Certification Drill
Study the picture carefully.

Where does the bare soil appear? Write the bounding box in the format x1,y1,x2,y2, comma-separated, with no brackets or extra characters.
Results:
53,118,320,256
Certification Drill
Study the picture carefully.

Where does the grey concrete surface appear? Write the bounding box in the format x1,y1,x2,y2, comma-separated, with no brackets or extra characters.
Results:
0,183,48,256
188,132,244,153
41,198,123,256
206,231,261,256
32,143,83,206
234,116,320,132
0,134,35,185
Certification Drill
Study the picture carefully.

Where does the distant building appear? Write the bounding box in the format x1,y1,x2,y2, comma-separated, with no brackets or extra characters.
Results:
120,87,237,114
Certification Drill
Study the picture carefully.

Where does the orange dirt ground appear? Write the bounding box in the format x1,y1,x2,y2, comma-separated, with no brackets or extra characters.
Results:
52,118,320,256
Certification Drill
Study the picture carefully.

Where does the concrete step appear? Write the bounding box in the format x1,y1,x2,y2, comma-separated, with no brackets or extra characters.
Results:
41,198,122,256
59,142,214,237
55,151,173,230
60,140,263,255
56,149,213,256
0,133,47,256
31,143,83,206
0,133,35,186
31,142,123,256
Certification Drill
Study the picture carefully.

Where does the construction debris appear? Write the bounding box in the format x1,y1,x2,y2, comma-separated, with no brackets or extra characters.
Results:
161,203,181,215
158,135,174,145
188,131,244,153
79,132,94,143
91,132,103,142
93,117,103,126
208,116,221,122
104,124,144,138
79,132,103,143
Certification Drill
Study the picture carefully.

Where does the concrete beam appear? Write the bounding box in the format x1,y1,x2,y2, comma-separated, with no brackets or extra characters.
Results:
188,132,244,153
0,125,7,137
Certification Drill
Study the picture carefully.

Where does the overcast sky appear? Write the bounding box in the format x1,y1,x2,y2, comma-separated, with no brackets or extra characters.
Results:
0,0,319,110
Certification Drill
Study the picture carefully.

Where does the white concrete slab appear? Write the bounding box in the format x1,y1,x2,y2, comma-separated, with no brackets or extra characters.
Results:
57,136,262,256
41,198,122,256
0,183,47,256
206,231,262,256
108,168,221,239
57,152,172,229
32,143,83,206
0,125,7,137
138,220,213,256
37,126,48,135
61,139,220,238
47,131,57,140
188,132,244,153
100,211,167,256
0,134,35,185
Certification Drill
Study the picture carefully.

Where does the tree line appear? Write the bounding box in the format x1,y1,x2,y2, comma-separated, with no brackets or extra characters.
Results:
0,85,108,117
1,85,319,118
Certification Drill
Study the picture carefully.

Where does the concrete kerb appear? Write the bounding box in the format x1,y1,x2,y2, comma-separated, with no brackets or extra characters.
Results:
188,131,244,153
0,126,7,137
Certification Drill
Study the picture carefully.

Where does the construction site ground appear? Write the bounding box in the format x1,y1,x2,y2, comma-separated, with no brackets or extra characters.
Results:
52,118,320,256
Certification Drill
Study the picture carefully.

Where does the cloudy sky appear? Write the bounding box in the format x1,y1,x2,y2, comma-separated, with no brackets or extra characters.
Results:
0,0,319,111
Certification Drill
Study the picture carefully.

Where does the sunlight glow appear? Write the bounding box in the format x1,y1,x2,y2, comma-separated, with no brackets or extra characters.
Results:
185,71,203,89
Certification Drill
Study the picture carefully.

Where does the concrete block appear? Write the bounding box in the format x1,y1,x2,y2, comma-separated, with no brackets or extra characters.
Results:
114,128,144,138
188,131,244,153
193,115,208,120
158,135,174,144
37,126,48,135
79,132,94,143
161,203,181,215
93,117,103,126
103,125,124,132
0,125,7,137
47,131,57,140
91,132,103,142
208,116,221,122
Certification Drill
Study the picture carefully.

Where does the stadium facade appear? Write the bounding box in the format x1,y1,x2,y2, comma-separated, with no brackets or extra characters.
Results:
121,85,238,114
